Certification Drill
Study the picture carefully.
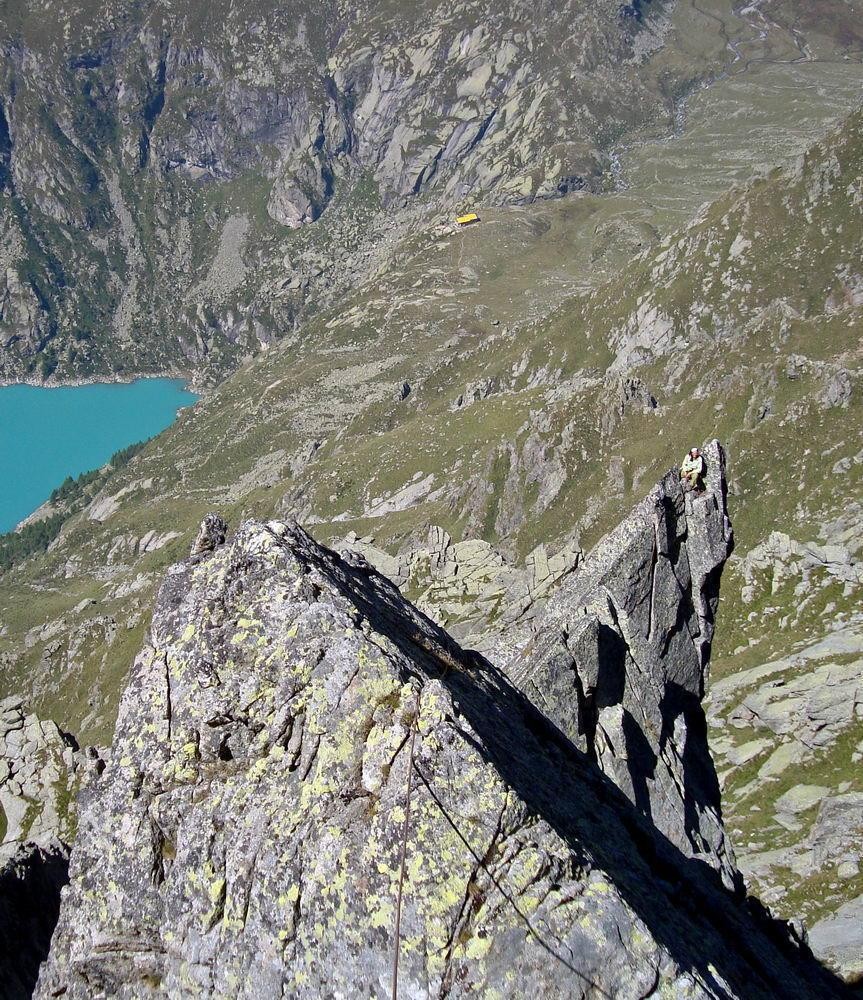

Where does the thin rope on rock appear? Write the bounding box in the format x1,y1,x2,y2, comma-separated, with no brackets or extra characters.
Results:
391,689,421,1000
412,762,614,1000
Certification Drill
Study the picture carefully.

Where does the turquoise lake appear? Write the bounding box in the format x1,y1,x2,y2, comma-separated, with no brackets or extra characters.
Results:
0,378,198,533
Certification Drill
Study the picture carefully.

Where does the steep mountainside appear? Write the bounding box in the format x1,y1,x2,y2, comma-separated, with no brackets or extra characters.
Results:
2,0,861,382
29,471,849,997
3,94,862,980
2,0,863,987
0,0,690,381
2,99,859,731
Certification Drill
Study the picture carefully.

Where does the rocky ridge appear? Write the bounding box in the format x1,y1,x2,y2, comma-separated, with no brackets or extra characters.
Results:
1,18,863,988
509,441,737,888
348,441,740,889
29,448,849,998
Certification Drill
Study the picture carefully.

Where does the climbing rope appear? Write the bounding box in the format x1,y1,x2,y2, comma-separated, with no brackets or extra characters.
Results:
391,632,458,998
391,689,421,1000
387,641,612,999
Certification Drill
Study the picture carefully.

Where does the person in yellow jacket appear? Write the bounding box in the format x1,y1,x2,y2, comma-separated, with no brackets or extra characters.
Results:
680,447,705,493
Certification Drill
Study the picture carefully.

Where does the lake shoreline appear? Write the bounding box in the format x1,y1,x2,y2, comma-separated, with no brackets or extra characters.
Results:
0,368,208,394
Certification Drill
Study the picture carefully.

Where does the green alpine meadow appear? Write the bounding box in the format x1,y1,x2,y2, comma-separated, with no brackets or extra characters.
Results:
0,1,861,996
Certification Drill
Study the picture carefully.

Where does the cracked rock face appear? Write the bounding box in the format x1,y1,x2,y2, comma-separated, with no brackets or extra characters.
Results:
35,477,844,997
510,440,737,888
0,695,81,863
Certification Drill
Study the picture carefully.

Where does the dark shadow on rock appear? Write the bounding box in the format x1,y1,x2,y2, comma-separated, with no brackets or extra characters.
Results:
439,659,850,999
621,706,658,821
595,622,627,708
311,544,853,1000
658,681,726,856
0,842,70,1000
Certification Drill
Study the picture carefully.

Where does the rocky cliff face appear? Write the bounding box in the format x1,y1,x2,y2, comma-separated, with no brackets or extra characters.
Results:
33,457,846,998
509,440,737,887
0,0,714,382
0,696,100,999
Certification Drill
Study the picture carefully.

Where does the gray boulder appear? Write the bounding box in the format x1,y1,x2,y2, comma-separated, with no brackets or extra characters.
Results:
820,368,852,409
809,894,863,984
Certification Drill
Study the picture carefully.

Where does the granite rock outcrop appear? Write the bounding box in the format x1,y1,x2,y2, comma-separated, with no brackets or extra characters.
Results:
33,451,848,997
509,440,737,887
0,696,104,998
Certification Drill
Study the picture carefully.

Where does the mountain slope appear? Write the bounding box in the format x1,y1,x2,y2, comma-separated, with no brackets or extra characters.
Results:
0,93,860,749
2,0,860,383
1,2,863,979
0,0,688,381
32,495,848,999
2,96,861,974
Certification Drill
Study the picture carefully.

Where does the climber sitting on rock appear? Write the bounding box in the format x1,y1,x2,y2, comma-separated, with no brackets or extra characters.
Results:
680,446,706,494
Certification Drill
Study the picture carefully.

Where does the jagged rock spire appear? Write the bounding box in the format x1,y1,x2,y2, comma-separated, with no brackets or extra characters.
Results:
35,452,847,998
510,440,737,886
